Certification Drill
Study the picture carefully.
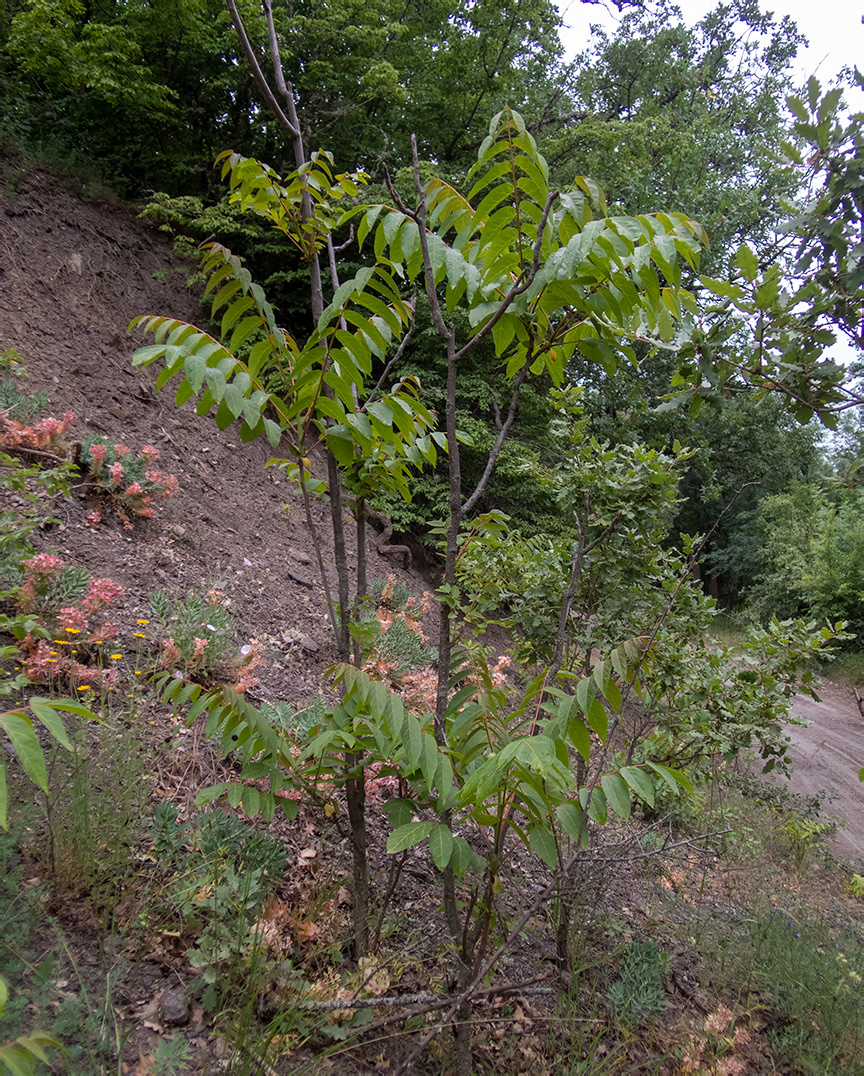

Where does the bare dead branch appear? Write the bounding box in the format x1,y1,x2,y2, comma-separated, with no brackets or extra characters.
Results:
461,363,530,515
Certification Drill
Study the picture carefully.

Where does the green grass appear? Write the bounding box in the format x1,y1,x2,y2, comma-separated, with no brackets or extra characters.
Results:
819,647,864,686
707,610,749,647
699,900,864,1074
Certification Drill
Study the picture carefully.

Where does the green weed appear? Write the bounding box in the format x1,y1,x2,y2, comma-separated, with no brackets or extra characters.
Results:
700,901,864,1073
37,712,149,900
143,806,288,1013
606,939,669,1029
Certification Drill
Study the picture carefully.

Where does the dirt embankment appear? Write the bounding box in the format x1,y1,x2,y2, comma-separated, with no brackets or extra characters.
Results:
0,163,430,707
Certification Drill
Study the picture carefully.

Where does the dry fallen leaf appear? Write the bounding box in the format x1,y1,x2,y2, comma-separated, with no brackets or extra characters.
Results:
132,1052,156,1076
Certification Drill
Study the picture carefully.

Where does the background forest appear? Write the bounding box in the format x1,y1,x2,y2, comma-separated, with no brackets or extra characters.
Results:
1,0,864,1074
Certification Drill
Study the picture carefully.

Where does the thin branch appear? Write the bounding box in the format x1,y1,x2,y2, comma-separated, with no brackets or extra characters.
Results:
296,977,555,1015
332,225,355,254
382,161,414,218
224,0,298,139
298,464,339,641
411,135,452,343
262,0,293,106
461,364,529,515
365,289,418,406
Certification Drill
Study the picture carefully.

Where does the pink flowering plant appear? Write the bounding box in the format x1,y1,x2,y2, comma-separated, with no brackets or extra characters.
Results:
149,587,264,691
354,576,438,711
0,411,75,455
13,552,124,692
80,436,180,529
0,352,73,457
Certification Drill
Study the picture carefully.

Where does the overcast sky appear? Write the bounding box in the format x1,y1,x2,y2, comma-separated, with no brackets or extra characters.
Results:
558,0,864,85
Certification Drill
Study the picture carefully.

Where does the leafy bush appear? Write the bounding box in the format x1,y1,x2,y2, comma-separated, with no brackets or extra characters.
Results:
847,874,864,898
780,814,833,872
0,451,73,592
637,617,846,779
0,409,74,456
146,806,288,1010
750,483,864,637
262,696,328,736
359,578,438,681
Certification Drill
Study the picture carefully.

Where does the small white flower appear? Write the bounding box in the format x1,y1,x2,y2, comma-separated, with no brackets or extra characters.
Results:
206,624,216,632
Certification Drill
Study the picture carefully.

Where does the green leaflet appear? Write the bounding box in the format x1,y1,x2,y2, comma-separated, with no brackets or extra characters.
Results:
600,774,632,820
528,824,558,868
428,824,455,870
0,713,47,793
384,798,413,829
451,835,482,877
387,821,436,854
556,802,589,847
620,766,655,808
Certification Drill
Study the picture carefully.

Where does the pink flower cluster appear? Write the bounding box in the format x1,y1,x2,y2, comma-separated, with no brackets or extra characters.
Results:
159,637,182,668
158,632,264,692
234,637,264,693
21,636,119,693
400,666,438,713
0,411,75,453
81,575,123,614
145,470,180,498
19,553,64,599
365,761,400,803
15,554,124,691
84,439,180,530
363,581,437,714
16,550,123,684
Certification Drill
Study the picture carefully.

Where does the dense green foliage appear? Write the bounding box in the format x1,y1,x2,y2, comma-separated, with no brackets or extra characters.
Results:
547,0,805,269
0,0,564,195
750,483,864,638
3,4,864,1070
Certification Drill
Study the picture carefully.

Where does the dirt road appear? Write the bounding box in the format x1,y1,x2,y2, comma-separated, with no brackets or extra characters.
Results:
784,681,864,863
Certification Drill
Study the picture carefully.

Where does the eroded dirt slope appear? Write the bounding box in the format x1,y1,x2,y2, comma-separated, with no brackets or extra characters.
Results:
0,163,425,704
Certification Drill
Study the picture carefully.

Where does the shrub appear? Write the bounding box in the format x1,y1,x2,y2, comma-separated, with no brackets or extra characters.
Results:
149,587,264,691
0,348,49,424
145,806,288,1011
14,553,123,693
606,939,669,1028
355,576,438,713
79,437,179,529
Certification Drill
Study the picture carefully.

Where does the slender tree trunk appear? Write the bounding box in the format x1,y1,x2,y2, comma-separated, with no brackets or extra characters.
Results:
226,0,368,957
345,759,369,956
353,498,368,666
